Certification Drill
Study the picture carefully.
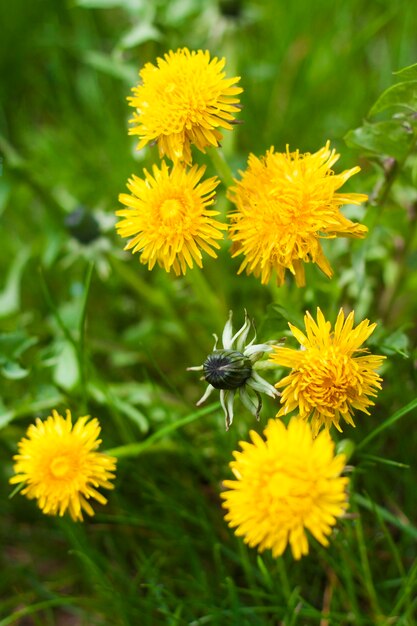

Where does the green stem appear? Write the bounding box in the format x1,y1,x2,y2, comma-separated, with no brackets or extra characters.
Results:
109,256,185,330
353,504,384,621
39,268,77,350
207,146,235,188
186,267,227,330
276,557,291,602
0,134,72,216
0,598,82,626
39,264,94,412
356,396,417,452
353,128,417,308
388,557,417,623
77,262,94,412
106,402,220,458
354,493,417,541
379,201,417,321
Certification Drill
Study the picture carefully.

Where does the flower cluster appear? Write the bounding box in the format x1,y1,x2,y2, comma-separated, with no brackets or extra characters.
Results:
190,307,384,559
116,47,242,275
113,48,380,563
116,49,367,287
9,48,388,571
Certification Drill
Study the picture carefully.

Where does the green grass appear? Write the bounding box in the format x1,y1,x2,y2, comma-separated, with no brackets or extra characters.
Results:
1,0,417,624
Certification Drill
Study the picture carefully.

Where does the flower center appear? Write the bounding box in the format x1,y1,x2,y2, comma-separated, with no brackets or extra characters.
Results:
300,347,359,411
50,455,73,479
159,198,183,223
267,468,315,523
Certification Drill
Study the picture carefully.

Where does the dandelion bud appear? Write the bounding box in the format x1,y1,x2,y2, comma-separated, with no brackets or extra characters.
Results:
189,311,279,429
203,349,252,390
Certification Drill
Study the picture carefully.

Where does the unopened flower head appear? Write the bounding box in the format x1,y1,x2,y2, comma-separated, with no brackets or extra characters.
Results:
10,410,117,522
116,161,226,275
271,308,385,436
188,311,280,429
228,142,368,286
222,417,349,560
128,47,243,165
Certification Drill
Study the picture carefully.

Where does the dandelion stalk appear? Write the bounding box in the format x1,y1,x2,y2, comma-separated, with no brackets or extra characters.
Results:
207,146,235,187
354,125,417,313
106,403,220,458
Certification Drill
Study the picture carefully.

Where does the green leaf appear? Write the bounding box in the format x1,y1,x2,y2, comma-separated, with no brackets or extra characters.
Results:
411,155,417,187
0,179,11,217
345,120,414,160
119,22,161,49
82,51,137,83
76,0,137,7
1,361,29,380
0,392,64,430
394,62,417,81
380,329,410,358
369,80,417,116
106,403,220,458
0,331,37,360
0,409,13,429
357,396,417,451
111,396,149,433
53,341,79,390
0,250,30,318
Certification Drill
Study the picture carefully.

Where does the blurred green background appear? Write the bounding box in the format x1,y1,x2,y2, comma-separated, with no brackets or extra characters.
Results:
1,0,417,624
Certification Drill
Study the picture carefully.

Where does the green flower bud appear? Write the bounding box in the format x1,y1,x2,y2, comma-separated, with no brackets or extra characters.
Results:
336,439,355,462
203,350,252,390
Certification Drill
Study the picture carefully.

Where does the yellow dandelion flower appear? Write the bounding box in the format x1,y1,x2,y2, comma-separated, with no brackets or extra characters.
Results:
128,47,243,164
116,161,226,275
228,142,368,286
10,410,117,522
222,417,348,560
271,308,386,435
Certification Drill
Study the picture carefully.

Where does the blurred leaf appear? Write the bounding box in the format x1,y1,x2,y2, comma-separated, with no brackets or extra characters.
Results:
119,22,161,49
0,391,64,430
53,341,80,390
259,303,304,339
360,454,410,469
411,156,417,187
82,51,137,83
162,0,201,25
345,120,414,160
369,80,417,116
380,329,410,357
0,409,13,429
1,361,29,380
0,331,37,359
394,62,417,81
0,179,10,217
0,249,30,318
111,396,149,433
89,382,149,432
77,0,144,7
